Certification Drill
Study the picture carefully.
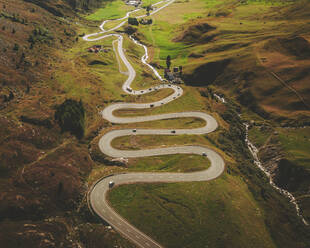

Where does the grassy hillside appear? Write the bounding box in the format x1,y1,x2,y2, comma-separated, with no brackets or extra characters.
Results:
86,0,134,20
108,96,310,248
103,0,310,247
128,0,310,124
1,0,310,247
0,0,134,247
110,177,277,248
248,123,310,221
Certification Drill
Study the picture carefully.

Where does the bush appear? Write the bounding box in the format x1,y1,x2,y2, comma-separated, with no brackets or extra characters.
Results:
13,43,19,51
55,99,85,139
124,25,137,35
128,17,139,26
28,27,54,45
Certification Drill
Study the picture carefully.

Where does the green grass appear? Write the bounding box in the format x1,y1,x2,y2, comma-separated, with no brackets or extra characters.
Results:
111,134,211,150
54,32,190,120
109,175,277,248
277,127,310,169
3,0,310,247
113,117,206,128
138,20,190,67
86,0,133,21
248,125,273,148
54,36,126,101
110,131,230,164
128,154,210,172
182,12,203,21
142,0,163,7
113,87,208,117
104,18,126,30
64,1,309,246
87,153,210,184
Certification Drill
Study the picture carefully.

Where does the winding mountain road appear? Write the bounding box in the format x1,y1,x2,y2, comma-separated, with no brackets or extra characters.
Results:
84,1,225,247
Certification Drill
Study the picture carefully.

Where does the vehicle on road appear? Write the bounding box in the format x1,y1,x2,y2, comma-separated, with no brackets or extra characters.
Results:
202,152,207,157
127,87,132,92
171,130,176,133
133,129,137,132
150,104,154,107
109,181,115,188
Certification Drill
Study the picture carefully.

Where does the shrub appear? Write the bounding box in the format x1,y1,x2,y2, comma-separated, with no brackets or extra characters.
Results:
13,43,19,51
55,99,85,139
128,17,139,26
28,27,54,45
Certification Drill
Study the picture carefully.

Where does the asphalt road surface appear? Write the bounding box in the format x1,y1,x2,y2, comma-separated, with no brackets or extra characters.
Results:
84,1,225,247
